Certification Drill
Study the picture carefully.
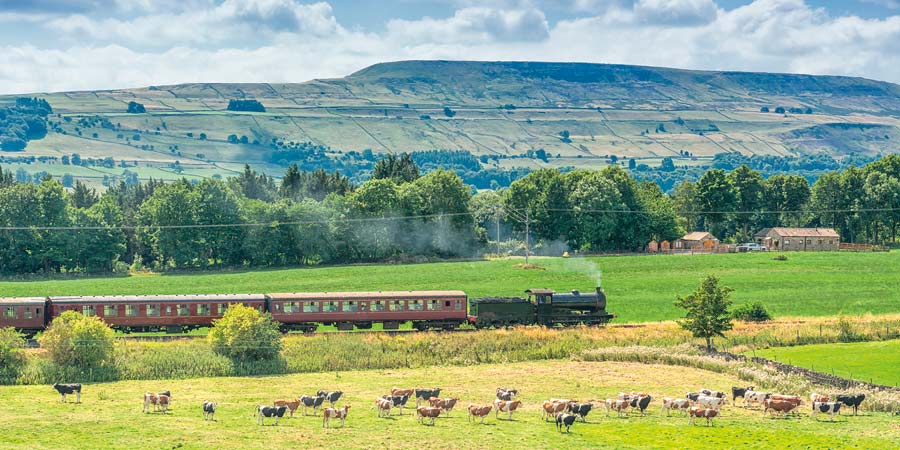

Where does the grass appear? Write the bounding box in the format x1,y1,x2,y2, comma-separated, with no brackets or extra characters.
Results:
2,252,899,323
752,340,900,387
1,359,897,450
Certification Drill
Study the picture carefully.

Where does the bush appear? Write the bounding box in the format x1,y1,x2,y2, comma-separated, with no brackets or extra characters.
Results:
0,327,26,382
208,304,282,361
38,311,115,369
731,302,772,322
773,254,788,261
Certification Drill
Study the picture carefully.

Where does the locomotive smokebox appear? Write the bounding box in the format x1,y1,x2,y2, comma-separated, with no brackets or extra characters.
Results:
596,286,607,311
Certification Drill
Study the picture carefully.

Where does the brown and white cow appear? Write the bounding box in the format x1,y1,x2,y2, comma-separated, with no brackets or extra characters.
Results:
661,397,691,416
274,399,301,417
391,388,415,398
143,392,171,413
605,399,631,418
375,397,393,418
541,400,570,421
493,399,522,420
763,399,799,417
322,405,350,428
467,404,492,424
694,395,726,411
428,397,459,416
689,407,719,426
417,406,441,425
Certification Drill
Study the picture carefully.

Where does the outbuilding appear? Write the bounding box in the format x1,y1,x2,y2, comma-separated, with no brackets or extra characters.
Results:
674,232,719,250
754,227,840,251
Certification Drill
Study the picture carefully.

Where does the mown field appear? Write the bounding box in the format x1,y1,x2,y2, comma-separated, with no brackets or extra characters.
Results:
0,360,896,450
1,252,898,323
753,340,900,387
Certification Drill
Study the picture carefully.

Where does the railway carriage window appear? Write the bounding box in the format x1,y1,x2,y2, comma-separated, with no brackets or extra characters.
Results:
4,307,15,319
36,308,41,316
126,305,138,317
274,303,281,312
256,305,263,312
427,300,441,311
217,304,227,315
323,301,338,312
177,304,190,316
343,301,358,312
147,305,160,317
165,306,172,315
390,300,404,311
455,300,462,310
372,301,385,312
24,308,33,319
197,304,210,316
82,305,96,317
410,300,423,311
303,302,319,313
104,305,118,317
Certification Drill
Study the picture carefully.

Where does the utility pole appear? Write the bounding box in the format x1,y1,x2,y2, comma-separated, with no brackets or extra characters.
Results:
525,209,530,265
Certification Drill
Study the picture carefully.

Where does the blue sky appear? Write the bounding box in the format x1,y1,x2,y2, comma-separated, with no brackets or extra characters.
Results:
1,0,899,93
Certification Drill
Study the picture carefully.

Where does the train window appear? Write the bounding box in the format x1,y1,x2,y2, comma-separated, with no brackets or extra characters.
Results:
323,301,338,312
303,302,319,313
126,305,138,317
342,301,358,312
82,305,96,317
4,307,16,319
177,305,190,316
36,308,41,316
409,300,423,311
389,300,404,311
147,305,160,317
372,301,385,312
455,300,462,310
256,305,263,312
217,304,227,315
24,308,33,319
165,306,172,315
197,304,210,316
104,305,118,317
427,300,441,311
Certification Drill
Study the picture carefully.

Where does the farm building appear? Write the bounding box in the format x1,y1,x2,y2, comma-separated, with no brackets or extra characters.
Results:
754,228,840,251
674,232,719,250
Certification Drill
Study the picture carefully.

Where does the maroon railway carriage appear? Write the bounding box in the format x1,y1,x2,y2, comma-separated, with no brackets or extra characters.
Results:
48,294,267,333
266,291,468,332
0,297,48,336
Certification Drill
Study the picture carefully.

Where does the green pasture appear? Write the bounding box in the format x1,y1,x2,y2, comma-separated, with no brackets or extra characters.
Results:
752,340,900,387
0,360,894,450
1,252,898,323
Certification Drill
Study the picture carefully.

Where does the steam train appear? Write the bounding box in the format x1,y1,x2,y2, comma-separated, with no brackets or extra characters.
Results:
1,288,613,336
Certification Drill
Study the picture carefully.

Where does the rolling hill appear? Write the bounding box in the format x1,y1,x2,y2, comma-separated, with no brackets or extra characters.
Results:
2,60,900,188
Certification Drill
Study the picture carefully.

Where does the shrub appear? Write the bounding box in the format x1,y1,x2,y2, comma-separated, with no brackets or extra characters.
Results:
0,327,26,382
38,311,115,369
731,302,772,322
773,254,788,261
208,304,282,361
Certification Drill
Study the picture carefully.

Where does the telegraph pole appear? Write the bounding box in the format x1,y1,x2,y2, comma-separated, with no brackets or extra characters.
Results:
524,209,530,265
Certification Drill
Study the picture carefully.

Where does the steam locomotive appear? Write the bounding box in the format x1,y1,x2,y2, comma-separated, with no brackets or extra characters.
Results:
1,288,613,336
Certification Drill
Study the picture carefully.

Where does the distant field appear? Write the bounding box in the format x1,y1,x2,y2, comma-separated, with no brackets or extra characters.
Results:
1,252,898,323
752,340,900,387
0,360,896,450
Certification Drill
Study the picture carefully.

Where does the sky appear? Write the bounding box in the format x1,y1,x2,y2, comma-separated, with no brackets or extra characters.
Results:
1,0,899,93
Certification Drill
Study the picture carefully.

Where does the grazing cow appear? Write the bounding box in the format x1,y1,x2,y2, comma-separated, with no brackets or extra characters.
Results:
416,406,441,425
494,399,522,420
467,404,492,424
323,405,350,428
381,394,410,415
836,394,866,415
744,391,771,408
202,401,217,421
731,386,754,406
300,394,326,416
258,405,288,426
689,407,719,426
763,399,799,417
661,397,691,416
428,397,459,416
391,388,415,398
685,392,701,403
143,392,171,413
274,399,301,417
769,394,802,405
496,388,519,401
556,413,577,433
629,395,652,416
700,389,726,399
541,400,570,421
157,395,170,413
605,399,631,417
317,390,343,408
567,403,593,422
695,395,726,411
810,393,830,410
415,388,441,407
375,397,393,418
812,401,842,421
52,383,82,404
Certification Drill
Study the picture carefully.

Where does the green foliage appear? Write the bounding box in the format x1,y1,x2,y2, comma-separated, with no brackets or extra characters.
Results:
1,97,51,151
674,275,734,350
0,327,26,382
208,304,282,361
38,310,115,369
226,99,265,112
731,302,772,322
372,153,420,183
126,101,146,114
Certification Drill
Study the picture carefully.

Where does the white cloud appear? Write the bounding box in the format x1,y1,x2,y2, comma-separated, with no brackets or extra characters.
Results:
386,7,550,45
633,0,719,25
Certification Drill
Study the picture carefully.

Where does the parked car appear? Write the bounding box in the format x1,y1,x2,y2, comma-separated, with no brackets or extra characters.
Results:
737,243,768,252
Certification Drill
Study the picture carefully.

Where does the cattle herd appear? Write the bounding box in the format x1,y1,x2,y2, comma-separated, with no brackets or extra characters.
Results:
50,383,869,433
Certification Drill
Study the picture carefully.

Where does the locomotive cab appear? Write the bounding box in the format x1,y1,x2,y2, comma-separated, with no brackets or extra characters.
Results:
526,287,612,327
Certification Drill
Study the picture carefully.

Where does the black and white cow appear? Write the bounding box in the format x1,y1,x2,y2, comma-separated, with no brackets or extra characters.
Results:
629,395,652,416
257,405,288,426
52,383,82,404
812,401,842,421
731,386,754,406
415,388,441,406
836,394,866,415
700,389,726,399
686,392,701,403
496,388,518,401
567,403,593,422
300,394,326,416
381,394,410,415
317,390,343,408
202,401,217,421
556,413,577,433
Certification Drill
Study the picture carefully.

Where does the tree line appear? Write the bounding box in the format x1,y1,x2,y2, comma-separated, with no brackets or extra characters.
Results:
2,154,900,275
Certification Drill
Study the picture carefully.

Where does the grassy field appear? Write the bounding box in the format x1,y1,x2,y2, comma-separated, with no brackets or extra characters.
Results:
0,360,896,450
1,252,898,323
753,340,900,387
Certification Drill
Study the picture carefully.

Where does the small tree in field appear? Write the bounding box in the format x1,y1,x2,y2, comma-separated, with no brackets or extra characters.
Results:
674,275,734,351
208,304,281,361
0,327,26,382
38,311,115,369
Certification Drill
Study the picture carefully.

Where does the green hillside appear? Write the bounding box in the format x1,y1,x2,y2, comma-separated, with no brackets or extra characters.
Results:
3,61,900,188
